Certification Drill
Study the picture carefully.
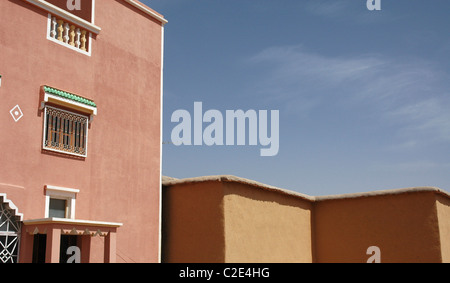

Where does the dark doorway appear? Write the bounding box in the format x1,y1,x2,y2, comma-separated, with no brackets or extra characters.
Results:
32,234,47,263
60,235,79,263
31,234,81,263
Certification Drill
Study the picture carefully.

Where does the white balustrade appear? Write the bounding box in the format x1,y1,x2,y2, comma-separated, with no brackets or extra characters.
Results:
48,15,89,54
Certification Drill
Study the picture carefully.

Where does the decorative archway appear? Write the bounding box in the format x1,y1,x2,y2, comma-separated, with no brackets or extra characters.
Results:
0,195,23,263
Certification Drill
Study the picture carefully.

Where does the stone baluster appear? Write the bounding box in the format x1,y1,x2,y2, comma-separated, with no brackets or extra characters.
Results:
57,20,64,42
69,25,76,46
80,30,87,51
64,23,70,44
75,28,81,49
51,16,89,53
50,17,57,39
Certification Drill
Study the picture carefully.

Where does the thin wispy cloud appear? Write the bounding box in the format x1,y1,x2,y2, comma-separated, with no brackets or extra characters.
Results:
154,0,450,194
249,45,383,100
388,99,450,143
249,45,450,146
371,160,449,176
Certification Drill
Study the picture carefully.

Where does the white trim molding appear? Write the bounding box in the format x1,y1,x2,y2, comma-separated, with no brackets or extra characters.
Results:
124,0,168,25
23,218,122,228
45,185,80,195
44,185,80,220
0,193,24,222
91,0,96,25
158,24,165,263
23,0,101,34
23,218,122,237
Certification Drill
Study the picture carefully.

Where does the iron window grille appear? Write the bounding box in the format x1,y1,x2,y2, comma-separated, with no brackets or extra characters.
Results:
43,106,89,157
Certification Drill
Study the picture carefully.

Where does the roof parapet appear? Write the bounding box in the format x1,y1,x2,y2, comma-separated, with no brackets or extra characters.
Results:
162,175,450,202
124,0,168,25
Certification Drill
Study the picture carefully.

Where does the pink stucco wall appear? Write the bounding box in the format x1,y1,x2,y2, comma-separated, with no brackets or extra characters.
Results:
0,0,164,262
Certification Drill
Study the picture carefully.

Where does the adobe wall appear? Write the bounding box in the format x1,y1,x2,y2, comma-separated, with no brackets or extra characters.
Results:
162,177,450,263
314,191,442,263
222,181,313,263
436,194,450,262
162,181,226,263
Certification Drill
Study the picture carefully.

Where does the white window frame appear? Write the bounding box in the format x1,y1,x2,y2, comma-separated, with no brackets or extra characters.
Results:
42,105,90,158
44,185,79,220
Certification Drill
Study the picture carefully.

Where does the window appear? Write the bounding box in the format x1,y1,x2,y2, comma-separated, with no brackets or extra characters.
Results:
45,185,79,219
40,85,97,158
43,106,89,158
49,198,67,218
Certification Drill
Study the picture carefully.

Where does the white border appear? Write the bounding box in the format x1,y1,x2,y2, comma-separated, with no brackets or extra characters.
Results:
44,185,80,219
91,0,96,24
158,25,165,264
9,105,24,123
42,105,90,158
0,194,24,221
124,0,168,25
23,218,122,228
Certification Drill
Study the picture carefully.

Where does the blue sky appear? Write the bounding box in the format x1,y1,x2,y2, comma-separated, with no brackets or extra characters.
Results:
144,0,450,196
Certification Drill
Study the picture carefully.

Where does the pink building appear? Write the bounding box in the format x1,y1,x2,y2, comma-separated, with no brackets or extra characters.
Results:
0,0,166,263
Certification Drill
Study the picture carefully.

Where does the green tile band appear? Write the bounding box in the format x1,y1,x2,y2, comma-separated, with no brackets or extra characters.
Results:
44,86,97,108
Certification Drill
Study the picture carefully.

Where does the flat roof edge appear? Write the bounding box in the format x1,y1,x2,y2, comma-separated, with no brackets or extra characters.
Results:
315,186,450,201
162,175,315,202
123,0,168,25
162,175,450,202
